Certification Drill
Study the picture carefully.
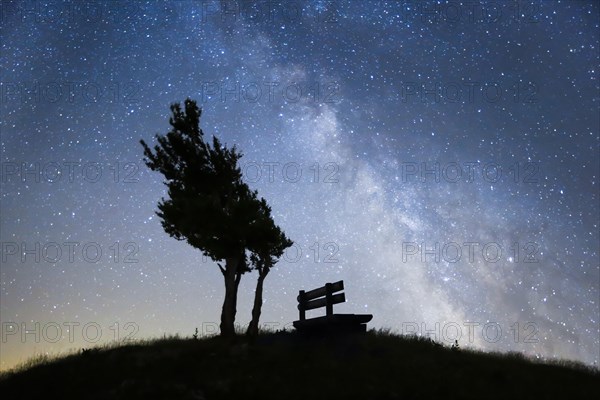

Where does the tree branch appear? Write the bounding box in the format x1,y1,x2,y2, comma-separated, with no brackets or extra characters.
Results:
217,262,226,275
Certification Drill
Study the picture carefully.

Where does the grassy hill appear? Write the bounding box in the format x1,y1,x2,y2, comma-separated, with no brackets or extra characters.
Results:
1,330,598,399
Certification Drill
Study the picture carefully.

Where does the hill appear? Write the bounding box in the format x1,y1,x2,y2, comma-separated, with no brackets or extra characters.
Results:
1,330,598,399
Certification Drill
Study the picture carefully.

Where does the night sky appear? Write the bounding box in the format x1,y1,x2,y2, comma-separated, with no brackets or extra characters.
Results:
1,0,599,370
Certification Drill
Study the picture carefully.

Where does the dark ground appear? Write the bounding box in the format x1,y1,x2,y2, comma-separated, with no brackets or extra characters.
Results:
1,330,598,400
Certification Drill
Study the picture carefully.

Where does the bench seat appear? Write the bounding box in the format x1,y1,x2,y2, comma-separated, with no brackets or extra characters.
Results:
293,313,373,332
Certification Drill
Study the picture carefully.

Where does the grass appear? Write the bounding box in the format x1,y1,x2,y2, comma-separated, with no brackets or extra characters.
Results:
0,329,598,399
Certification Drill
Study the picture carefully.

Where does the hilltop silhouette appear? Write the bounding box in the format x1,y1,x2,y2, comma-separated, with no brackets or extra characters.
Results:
1,330,598,400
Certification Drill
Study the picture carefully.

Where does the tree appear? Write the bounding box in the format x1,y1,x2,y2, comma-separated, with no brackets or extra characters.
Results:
246,199,293,338
140,98,264,337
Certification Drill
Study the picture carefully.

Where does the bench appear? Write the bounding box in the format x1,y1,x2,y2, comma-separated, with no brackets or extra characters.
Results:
292,280,373,333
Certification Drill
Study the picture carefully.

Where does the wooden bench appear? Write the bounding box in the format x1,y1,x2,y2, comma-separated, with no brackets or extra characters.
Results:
293,280,373,333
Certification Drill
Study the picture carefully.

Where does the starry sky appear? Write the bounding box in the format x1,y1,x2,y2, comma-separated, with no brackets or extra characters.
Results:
1,0,599,370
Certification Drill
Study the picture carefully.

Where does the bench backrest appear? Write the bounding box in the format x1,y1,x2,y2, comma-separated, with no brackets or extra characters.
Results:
297,280,345,321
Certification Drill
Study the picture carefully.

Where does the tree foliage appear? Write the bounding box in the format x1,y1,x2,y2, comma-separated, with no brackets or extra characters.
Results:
141,99,292,337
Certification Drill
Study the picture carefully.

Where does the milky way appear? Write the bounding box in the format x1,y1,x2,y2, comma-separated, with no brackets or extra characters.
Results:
1,1,599,370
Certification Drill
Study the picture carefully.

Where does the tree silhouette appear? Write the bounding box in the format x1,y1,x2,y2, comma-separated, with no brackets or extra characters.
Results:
140,99,285,337
246,199,293,338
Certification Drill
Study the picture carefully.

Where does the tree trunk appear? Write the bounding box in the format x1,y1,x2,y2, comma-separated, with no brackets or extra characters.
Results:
233,269,242,308
220,256,239,338
246,268,268,338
